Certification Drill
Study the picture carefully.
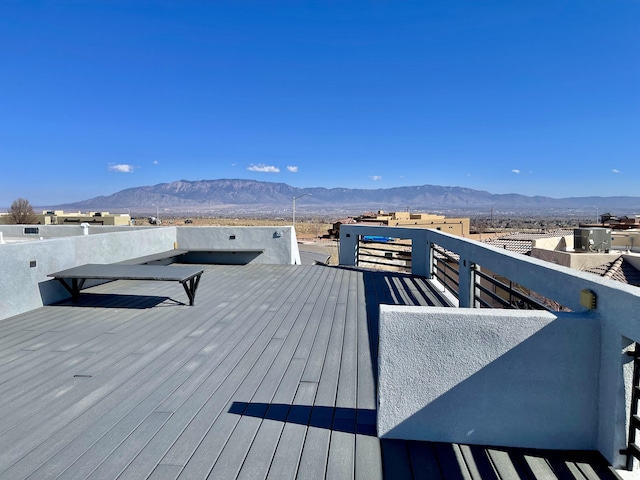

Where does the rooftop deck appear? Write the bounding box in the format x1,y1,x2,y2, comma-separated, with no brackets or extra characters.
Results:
0,264,619,479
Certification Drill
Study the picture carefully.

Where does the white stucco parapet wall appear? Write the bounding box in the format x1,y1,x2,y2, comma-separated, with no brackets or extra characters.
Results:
0,227,177,320
378,306,600,450
0,225,299,321
175,226,299,265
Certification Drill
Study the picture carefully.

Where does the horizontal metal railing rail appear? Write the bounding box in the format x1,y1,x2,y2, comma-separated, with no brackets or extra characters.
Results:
474,269,548,310
356,237,555,310
431,244,460,300
356,237,412,272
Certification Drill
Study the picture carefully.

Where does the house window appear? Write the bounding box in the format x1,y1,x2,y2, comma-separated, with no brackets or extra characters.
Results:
24,227,39,235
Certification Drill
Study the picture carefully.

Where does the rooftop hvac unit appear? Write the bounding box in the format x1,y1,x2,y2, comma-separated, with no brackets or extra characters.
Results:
574,227,611,253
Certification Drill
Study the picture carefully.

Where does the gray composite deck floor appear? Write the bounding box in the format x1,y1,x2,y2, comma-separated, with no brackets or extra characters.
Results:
0,264,619,479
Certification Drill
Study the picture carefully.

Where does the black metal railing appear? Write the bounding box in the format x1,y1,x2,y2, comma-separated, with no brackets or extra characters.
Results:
354,237,567,311
474,269,548,310
431,244,460,300
356,236,412,273
624,344,640,470
430,244,565,311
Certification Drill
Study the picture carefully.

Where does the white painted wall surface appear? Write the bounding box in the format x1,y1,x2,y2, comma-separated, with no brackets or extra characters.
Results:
175,226,297,265
0,228,177,320
0,224,155,239
378,306,600,450
0,225,299,321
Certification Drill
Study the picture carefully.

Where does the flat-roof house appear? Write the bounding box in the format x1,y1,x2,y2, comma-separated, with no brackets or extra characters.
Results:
0,223,638,478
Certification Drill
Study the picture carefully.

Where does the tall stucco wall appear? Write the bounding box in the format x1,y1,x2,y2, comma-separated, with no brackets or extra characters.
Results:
0,228,177,321
175,226,297,264
378,306,600,450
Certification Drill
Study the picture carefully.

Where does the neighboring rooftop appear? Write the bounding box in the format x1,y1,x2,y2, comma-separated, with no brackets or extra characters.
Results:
483,230,575,256
585,256,640,287
0,210,132,226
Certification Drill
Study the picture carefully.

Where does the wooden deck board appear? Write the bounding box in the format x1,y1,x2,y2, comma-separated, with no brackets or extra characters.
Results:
152,269,311,471
407,440,443,480
0,264,621,479
0,304,197,442
266,381,317,479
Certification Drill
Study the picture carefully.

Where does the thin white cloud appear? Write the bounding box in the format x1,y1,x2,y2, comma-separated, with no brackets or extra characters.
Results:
612,169,621,174
512,169,521,174
152,160,159,165
287,165,299,173
247,164,280,173
369,175,382,181
108,164,135,173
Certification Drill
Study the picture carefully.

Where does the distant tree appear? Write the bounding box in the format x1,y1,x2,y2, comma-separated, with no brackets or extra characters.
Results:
8,198,37,224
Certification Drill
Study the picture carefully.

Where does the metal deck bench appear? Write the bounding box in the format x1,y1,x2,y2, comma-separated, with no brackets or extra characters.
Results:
48,264,204,306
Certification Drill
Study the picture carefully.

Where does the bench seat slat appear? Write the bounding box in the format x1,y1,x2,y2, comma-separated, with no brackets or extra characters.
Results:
49,264,203,282
48,264,204,305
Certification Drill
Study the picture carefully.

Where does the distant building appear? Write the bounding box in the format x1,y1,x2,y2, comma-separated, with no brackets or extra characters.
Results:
0,210,131,226
328,211,470,239
356,210,470,237
581,213,640,230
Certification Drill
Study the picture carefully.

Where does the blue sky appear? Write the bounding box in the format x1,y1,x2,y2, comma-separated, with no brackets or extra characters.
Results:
1,1,638,206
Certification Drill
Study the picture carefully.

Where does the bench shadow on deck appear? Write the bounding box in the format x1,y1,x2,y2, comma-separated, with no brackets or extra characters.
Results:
53,293,180,309
0,264,620,479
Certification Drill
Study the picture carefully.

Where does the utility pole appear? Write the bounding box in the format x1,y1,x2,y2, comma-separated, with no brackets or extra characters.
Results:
293,194,312,226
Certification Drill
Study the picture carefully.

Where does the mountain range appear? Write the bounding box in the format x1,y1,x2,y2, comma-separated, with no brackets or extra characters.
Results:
56,179,640,215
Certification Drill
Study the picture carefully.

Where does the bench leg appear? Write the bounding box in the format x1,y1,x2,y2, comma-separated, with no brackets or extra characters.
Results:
181,273,202,306
55,278,86,301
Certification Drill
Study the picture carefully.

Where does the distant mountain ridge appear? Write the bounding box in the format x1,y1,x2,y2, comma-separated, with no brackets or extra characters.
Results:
57,179,640,213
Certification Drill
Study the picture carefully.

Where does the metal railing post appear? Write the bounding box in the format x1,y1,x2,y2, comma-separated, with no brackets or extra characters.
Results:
458,257,475,308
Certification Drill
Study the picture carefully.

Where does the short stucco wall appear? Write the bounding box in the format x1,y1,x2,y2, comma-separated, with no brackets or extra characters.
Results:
176,226,299,265
378,306,600,450
531,235,573,252
0,228,177,320
0,224,152,241
530,248,620,270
